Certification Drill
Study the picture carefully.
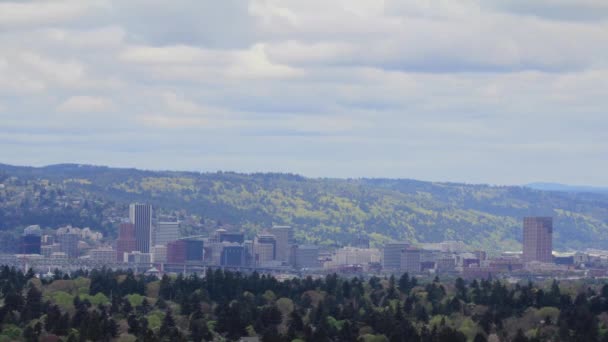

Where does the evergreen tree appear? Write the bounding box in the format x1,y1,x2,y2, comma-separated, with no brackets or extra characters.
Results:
21,286,42,322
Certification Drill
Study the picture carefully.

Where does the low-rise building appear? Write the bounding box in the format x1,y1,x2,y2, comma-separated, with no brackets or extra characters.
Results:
90,248,116,264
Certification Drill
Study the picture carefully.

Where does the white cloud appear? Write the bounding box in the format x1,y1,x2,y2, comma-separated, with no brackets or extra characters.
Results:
0,0,106,29
0,0,607,184
57,95,114,113
120,45,225,65
226,44,304,79
43,26,126,49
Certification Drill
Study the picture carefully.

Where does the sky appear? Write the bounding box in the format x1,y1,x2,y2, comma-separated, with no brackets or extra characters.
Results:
0,0,607,186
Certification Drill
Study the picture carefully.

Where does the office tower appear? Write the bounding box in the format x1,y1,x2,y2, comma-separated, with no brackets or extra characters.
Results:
383,242,409,271
221,244,245,267
155,221,180,247
401,247,421,273
57,229,80,258
20,225,42,254
116,222,137,262
130,203,152,253
255,234,277,266
270,226,294,263
522,217,553,263
291,245,319,269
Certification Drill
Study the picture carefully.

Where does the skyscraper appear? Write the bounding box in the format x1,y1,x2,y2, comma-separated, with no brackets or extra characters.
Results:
383,242,409,271
130,203,152,253
522,217,553,263
116,222,136,262
255,234,277,267
270,226,294,264
57,228,80,258
155,221,180,247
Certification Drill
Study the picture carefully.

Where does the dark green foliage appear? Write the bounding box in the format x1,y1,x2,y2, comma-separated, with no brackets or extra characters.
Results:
3,266,608,341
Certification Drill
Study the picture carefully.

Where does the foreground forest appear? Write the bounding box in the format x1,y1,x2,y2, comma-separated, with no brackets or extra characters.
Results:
0,267,607,341
1,163,608,251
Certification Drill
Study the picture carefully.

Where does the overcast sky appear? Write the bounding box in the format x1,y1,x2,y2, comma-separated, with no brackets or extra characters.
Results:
0,0,607,186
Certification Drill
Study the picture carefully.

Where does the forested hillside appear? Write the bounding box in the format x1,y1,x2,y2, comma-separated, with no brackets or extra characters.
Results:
1,163,608,252
0,267,606,341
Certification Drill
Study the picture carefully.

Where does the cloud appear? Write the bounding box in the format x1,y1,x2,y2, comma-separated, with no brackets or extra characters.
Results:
0,0,106,30
57,96,114,113
121,43,303,80
0,0,607,185
485,0,608,21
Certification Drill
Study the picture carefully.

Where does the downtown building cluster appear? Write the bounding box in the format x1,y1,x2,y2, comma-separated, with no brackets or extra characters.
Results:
8,212,608,280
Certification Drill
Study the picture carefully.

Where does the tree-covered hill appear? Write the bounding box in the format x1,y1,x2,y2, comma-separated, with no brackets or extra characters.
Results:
1,163,608,252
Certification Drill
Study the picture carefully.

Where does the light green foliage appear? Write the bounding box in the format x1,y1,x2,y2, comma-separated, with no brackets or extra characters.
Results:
48,291,74,309
246,325,256,336
263,290,276,303
429,315,451,329
126,293,145,307
79,292,109,306
147,311,164,331
536,307,560,322
276,298,294,316
360,334,389,342
459,318,479,341
326,316,345,331
73,277,91,294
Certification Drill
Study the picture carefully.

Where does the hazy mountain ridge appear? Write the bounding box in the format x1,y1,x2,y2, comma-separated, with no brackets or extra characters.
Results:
1,163,608,252
526,182,608,195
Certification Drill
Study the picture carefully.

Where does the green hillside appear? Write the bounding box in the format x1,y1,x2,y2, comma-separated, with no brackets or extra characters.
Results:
1,163,607,252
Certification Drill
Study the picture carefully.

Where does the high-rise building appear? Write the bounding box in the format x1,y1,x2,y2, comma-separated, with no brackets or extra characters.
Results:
130,204,152,253
401,247,421,273
291,245,319,269
116,222,137,262
255,234,277,267
57,229,80,258
270,226,294,264
221,244,245,267
20,226,42,255
383,242,409,271
522,217,553,263
155,221,180,247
